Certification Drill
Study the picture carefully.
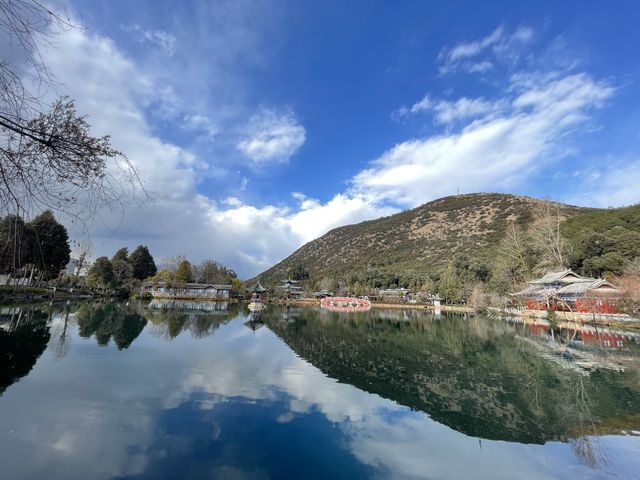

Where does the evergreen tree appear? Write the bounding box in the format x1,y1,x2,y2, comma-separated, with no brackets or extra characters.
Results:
0,215,33,274
87,256,115,289
111,247,129,263
111,259,133,286
28,210,70,278
129,245,157,280
438,261,462,304
174,260,193,283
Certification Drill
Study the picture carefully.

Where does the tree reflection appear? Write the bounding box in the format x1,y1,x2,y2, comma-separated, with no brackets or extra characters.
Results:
263,307,640,445
76,302,147,349
0,306,50,395
50,302,72,359
143,303,240,339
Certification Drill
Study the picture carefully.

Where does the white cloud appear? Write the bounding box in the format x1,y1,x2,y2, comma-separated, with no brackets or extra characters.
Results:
397,95,504,124
358,73,614,207
566,161,640,207
237,108,306,164
447,26,504,62
440,25,534,74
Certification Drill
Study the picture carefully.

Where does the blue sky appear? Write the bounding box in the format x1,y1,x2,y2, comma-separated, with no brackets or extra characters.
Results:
34,1,640,276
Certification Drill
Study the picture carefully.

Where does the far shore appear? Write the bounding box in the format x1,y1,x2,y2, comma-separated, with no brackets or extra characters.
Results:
276,298,640,330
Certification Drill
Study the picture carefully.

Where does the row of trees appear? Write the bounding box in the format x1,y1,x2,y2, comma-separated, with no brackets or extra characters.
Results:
0,210,70,284
86,246,156,292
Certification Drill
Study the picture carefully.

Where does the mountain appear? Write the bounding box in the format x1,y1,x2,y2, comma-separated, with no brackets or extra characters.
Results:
253,193,591,288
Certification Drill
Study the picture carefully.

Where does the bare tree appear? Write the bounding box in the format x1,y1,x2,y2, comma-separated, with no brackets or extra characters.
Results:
0,1,144,223
532,202,568,271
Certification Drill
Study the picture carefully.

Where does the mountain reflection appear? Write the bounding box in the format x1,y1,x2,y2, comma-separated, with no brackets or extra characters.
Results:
0,306,50,396
262,307,640,444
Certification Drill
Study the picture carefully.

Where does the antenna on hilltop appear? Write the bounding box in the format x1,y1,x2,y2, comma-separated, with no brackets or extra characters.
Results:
457,184,460,196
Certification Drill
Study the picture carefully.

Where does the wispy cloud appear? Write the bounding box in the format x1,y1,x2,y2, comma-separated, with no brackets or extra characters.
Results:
237,108,306,164
395,95,505,124
439,25,534,74
126,24,177,56
183,114,218,142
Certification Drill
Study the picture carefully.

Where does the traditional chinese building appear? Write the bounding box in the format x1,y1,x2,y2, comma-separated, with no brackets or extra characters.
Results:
279,279,303,299
514,270,620,313
143,282,231,300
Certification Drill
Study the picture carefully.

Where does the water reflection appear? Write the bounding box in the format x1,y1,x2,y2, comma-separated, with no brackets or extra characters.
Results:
144,301,240,338
0,302,638,479
76,302,147,349
0,306,50,395
261,308,640,445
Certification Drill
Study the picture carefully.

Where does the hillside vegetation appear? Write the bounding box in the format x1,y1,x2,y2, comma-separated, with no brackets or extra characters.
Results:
253,193,640,301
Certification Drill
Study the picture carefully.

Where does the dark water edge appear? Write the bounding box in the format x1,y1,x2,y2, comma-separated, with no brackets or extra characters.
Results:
1,300,639,479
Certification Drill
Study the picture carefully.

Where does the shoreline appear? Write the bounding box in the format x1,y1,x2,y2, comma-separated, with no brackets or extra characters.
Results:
277,298,640,330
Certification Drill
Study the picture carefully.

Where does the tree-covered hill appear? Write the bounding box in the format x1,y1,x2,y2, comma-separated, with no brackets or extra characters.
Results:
253,193,584,288
252,193,640,297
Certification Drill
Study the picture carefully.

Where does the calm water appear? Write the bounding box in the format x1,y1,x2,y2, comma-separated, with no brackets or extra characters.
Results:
1,301,639,480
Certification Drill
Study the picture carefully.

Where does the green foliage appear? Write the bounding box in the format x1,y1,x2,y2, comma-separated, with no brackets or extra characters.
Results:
129,245,157,280
111,258,133,286
86,256,115,289
28,210,70,278
563,204,640,277
288,264,310,281
0,215,33,273
111,247,129,263
438,261,462,303
0,211,70,280
174,260,193,283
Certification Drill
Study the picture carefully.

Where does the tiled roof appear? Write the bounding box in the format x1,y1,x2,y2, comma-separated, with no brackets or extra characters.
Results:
529,270,594,285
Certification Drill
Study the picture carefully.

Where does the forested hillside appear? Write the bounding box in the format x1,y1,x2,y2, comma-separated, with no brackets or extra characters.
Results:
253,193,640,301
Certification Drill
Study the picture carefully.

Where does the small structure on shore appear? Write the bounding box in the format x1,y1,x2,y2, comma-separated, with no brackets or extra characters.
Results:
248,282,267,311
313,289,333,298
143,282,231,300
514,270,620,313
378,287,410,298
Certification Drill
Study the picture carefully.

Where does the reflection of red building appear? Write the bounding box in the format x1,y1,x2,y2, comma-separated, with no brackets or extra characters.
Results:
527,322,635,350
514,270,620,313
580,330,626,349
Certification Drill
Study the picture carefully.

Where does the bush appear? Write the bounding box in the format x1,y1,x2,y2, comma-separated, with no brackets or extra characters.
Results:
139,291,153,301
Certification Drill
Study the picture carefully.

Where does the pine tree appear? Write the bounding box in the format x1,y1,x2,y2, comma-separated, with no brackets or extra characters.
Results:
111,247,129,263
129,245,157,280
87,256,115,289
174,260,193,283
28,210,70,278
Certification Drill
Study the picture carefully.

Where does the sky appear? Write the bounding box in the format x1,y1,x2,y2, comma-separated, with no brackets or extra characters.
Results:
26,1,640,277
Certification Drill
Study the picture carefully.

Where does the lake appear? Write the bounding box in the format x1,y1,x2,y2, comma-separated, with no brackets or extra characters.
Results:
1,301,639,479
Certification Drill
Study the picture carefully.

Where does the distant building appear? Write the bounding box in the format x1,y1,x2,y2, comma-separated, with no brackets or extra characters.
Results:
514,270,620,313
63,258,91,277
313,289,333,298
378,288,411,297
279,279,303,299
143,282,231,300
